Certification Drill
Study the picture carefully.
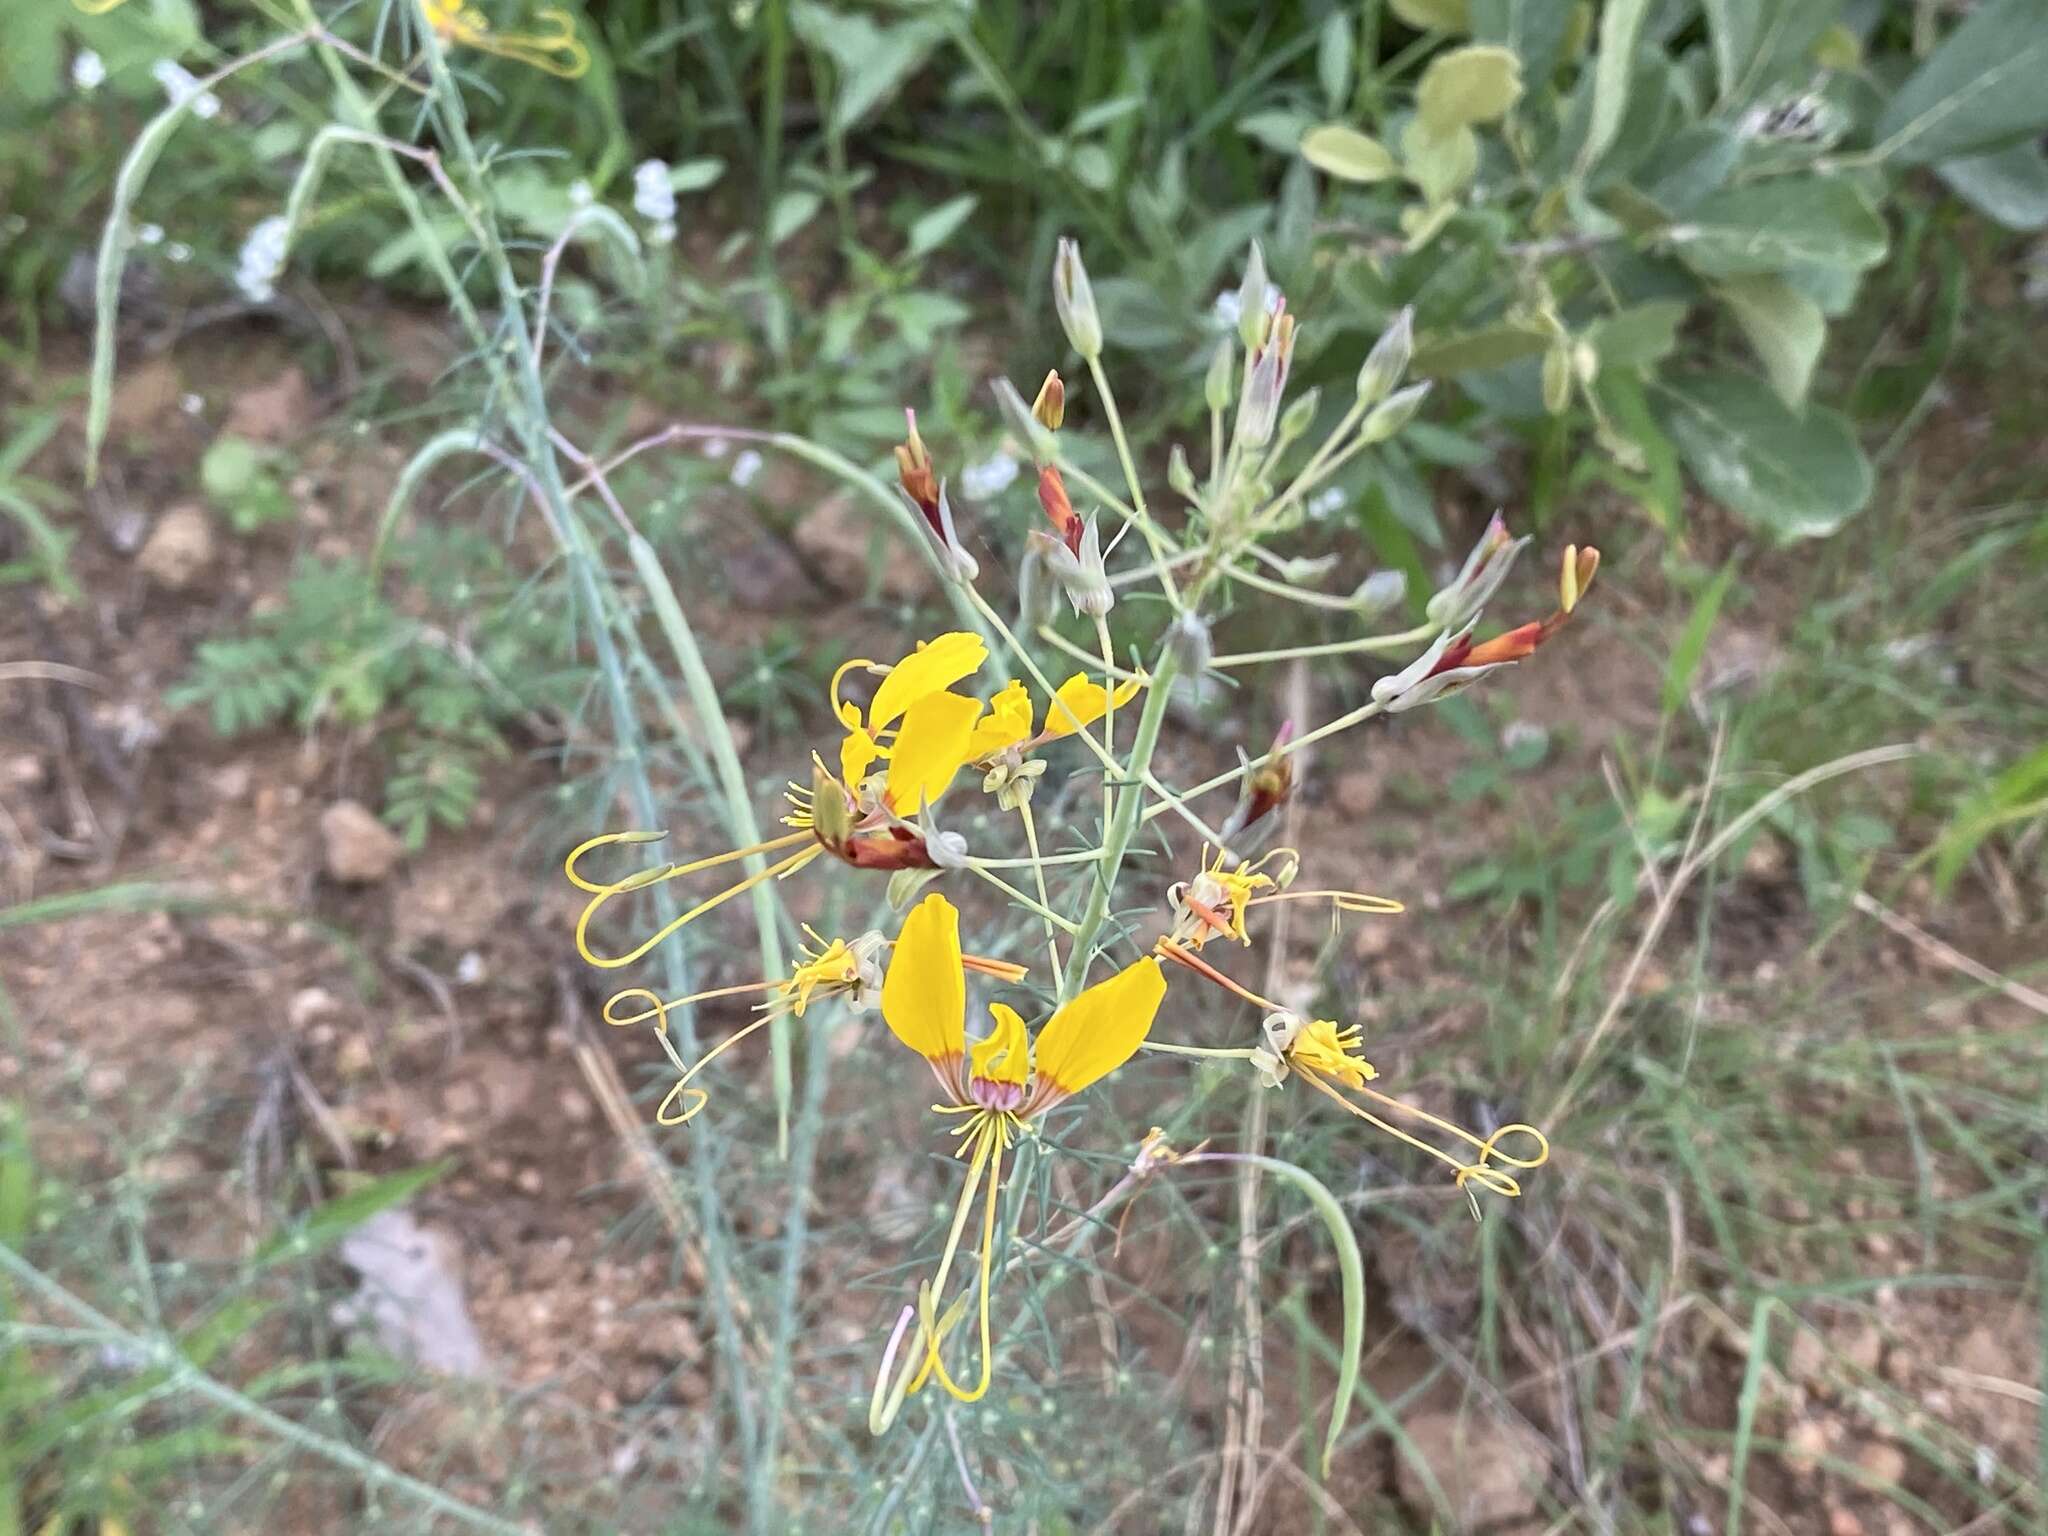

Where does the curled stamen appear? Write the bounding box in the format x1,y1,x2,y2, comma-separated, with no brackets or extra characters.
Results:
1296,1071,1551,1208
651,1014,778,1126
574,842,823,969
912,1123,1005,1403
1154,938,1286,1012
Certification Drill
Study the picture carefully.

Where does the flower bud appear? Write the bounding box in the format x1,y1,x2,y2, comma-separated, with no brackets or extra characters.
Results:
1350,568,1408,616
1234,309,1296,451
1053,237,1103,359
1278,384,1321,447
1205,338,1235,414
1031,369,1065,431
1030,520,1113,617
1167,612,1212,676
1167,442,1196,502
1356,307,1414,405
1558,544,1599,613
1359,379,1430,445
991,375,1058,466
1236,241,1270,352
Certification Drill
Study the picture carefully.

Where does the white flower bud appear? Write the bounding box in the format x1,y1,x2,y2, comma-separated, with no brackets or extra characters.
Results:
1359,380,1431,445
1052,237,1103,359
1236,242,1270,352
1356,307,1413,405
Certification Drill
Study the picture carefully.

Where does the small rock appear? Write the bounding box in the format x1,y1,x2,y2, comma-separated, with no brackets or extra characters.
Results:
441,1080,485,1121
1841,1323,1883,1375
108,357,181,433
1856,1440,1907,1485
84,1063,126,1101
1827,1507,1865,1536
208,760,254,802
1785,1328,1827,1385
1784,1418,1829,1476
792,492,934,602
289,986,340,1030
136,503,214,590
1350,918,1395,961
321,800,402,884
335,1208,486,1378
224,366,315,443
1395,1409,1549,1527
559,1088,594,1125
1333,769,1380,818
514,1167,543,1195
334,1034,374,1077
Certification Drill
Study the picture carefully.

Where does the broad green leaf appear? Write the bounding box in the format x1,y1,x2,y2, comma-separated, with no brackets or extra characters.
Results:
769,188,822,246
1703,0,1843,105
1301,124,1397,182
1716,275,1824,407
1641,123,1743,212
1390,0,1470,31
1400,118,1480,204
1577,0,1650,177
1239,108,1317,155
1318,11,1354,111
1936,141,2048,231
253,1161,451,1268
1663,558,1739,716
1657,370,1872,541
1701,0,1761,100
1873,0,2048,165
790,5,941,133
668,158,725,193
1411,321,1549,376
1416,45,1523,132
1667,178,1887,277
1470,0,1577,82
905,194,978,260
1587,300,1689,369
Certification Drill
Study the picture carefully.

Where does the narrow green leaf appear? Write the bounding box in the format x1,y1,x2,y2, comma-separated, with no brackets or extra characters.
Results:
1662,559,1739,716
1390,0,1470,31
1716,275,1824,407
1931,744,2048,894
1586,301,1689,370
1317,11,1354,112
1411,322,1550,376
1300,124,1396,182
905,193,977,260
1577,0,1650,178
253,1161,451,1268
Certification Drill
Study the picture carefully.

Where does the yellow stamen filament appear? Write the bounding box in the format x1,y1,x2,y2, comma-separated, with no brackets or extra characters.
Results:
961,954,1031,983
602,980,783,1031
653,1015,777,1126
1250,889,1406,915
574,843,823,969
1295,1070,1550,1202
909,1114,1010,1402
564,828,812,895
430,3,591,78
830,657,877,724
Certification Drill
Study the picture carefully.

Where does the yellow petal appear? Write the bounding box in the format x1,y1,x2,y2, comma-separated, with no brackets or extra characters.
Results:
882,893,965,1061
1041,671,1144,740
869,632,988,731
967,679,1034,760
1032,957,1167,1098
840,725,883,788
970,1002,1030,1087
886,690,981,811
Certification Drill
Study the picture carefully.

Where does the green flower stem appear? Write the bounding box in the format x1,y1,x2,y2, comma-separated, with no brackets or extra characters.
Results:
1140,696,1389,828
1210,621,1438,669
1059,643,1180,1001
0,1245,529,1536
1085,354,1184,611
1036,623,1149,682
967,863,1083,936
1015,801,1065,973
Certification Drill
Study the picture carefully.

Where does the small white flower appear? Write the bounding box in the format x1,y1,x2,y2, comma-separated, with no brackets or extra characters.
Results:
73,50,107,93
1500,719,1548,756
568,179,594,208
648,219,676,248
152,59,221,119
729,449,764,488
959,452,1020,501
1307,486,1344,520
137,224,164,247
632,159,676,225
234,215,290,303
1211,289,1242,330
165,242,193,264
179,393,204,416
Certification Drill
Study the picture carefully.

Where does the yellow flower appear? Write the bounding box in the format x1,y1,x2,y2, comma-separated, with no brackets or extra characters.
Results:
420,0,592,78
833,632,990,811
1040,670,1144,740
1168,846,1400,950
1285,1019,1377,1089
605,916,1026,1126
966,679,1034,761
879,893,1166,1402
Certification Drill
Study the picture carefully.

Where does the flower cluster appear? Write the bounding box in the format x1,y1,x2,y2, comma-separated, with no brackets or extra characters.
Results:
569,238,1597,1422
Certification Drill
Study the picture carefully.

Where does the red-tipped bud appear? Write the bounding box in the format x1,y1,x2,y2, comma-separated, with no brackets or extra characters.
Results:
894,410,942,535
1037,464,1085,556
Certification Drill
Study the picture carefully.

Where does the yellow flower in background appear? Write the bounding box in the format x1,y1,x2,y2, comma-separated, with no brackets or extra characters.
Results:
1041,670,1143,740
880,894,1166,1403
420,0,591,79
